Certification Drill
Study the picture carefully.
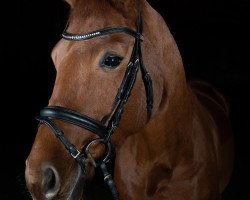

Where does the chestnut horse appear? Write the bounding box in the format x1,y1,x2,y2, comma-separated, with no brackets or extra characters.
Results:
25,0,234,199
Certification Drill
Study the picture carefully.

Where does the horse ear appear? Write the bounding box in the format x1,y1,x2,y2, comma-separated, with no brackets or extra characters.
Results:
64,0,76,7
109,0,138,18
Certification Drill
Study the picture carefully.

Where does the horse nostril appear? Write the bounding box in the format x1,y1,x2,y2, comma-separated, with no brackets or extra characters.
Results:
42,165,60,199
44,168,56,191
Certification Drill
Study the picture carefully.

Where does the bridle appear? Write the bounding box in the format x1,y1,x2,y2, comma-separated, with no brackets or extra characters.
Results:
36,15,153,200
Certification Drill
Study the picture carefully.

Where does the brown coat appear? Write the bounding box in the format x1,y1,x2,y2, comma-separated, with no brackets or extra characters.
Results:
25,1,234,199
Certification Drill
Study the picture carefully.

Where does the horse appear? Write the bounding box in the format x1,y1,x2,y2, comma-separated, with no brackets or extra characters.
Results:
25,0,234,199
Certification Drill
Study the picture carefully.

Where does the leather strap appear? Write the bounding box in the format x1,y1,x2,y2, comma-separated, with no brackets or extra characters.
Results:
100,163,119,200
137,14,153,120
37,116,87,173
40,106,107,139
62,27,142,41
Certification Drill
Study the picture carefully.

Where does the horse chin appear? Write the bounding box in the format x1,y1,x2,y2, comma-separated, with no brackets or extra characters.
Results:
65,165,93,200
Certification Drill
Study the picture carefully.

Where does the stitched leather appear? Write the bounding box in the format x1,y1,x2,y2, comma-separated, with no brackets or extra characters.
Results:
40,106,107,139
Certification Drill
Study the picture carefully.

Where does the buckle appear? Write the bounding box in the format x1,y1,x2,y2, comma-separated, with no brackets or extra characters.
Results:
71,149,80,159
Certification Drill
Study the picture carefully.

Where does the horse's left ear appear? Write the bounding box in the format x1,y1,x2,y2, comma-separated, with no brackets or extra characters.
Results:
64,0,76,8
110,0,139,18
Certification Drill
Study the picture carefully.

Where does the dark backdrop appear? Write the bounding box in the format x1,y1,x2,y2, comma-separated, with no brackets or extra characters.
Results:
1,0,249,199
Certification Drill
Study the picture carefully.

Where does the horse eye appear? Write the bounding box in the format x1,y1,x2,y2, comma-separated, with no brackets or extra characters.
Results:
101,54,123,68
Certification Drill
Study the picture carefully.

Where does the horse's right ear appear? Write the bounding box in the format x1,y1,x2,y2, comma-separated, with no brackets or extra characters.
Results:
64,0,75,8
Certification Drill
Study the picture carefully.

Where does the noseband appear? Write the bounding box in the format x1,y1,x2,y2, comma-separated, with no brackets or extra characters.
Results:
37,15,153,200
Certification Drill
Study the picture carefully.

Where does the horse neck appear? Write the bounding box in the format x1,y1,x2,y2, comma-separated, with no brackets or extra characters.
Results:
135,2,193,157
142,2,189,105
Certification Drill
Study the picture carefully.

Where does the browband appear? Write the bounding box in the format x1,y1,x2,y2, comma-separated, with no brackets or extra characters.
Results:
62,27,142,41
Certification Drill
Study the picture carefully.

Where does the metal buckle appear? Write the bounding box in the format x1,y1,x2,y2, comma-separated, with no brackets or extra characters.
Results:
71,150,80,159
135,58,139,65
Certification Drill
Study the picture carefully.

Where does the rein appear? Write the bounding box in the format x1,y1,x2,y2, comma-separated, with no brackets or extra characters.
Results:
36,15,153,200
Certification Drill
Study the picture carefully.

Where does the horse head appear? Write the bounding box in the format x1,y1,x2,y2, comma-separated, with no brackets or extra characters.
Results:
25,0,167,199
25,0,234,200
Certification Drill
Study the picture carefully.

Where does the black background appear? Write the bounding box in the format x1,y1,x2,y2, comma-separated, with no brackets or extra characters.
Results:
1,0,249,199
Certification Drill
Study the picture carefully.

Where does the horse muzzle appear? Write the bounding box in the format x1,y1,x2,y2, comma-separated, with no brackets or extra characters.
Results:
25,158,89,200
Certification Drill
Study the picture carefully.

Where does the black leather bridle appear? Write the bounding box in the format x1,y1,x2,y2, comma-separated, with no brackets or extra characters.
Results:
36,15,153,200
